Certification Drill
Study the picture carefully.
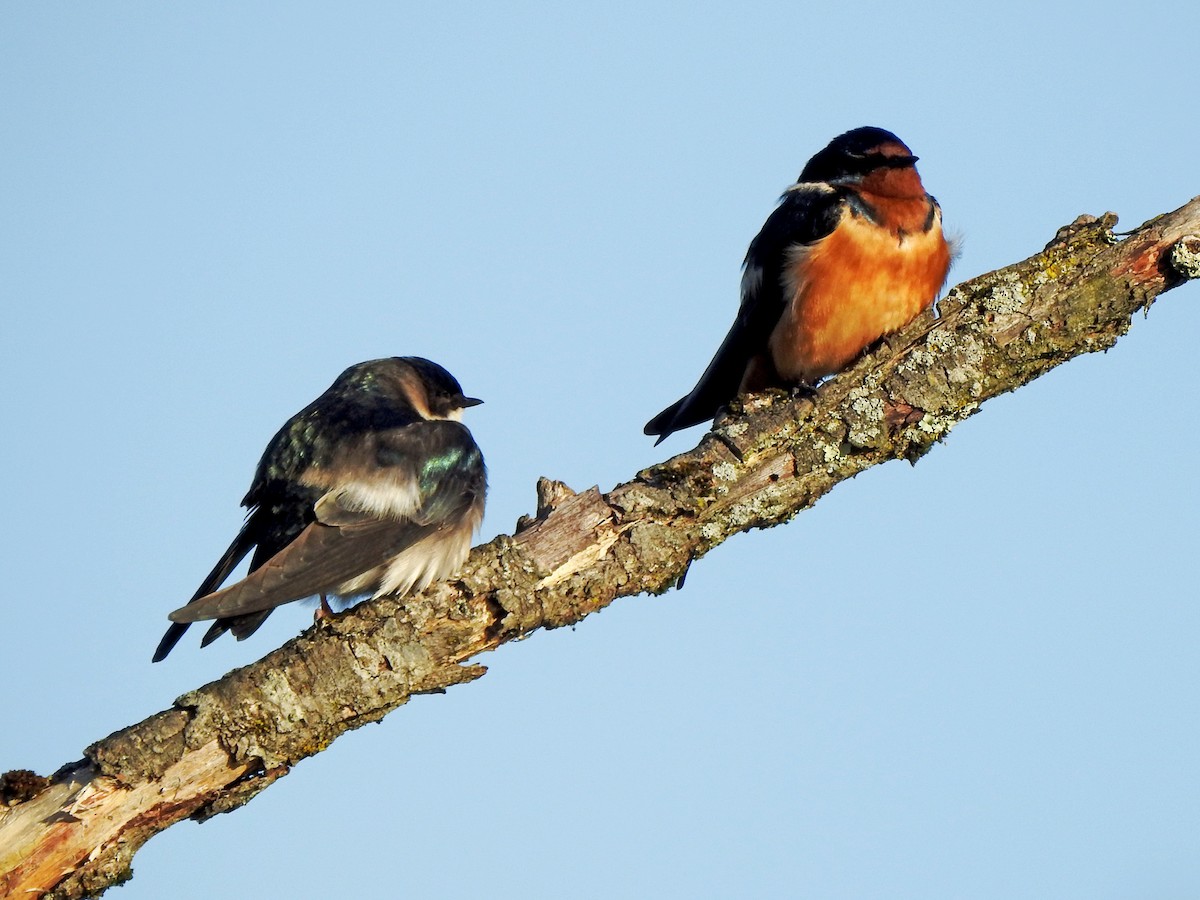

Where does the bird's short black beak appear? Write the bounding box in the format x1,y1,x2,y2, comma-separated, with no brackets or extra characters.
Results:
459,396,484,408
884,153,919,168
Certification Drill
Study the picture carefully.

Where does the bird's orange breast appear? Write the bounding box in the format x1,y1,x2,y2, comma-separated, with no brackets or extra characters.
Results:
765,198,951,384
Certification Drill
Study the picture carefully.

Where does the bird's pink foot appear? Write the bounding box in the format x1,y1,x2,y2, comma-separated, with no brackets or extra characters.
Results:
314,595,334,622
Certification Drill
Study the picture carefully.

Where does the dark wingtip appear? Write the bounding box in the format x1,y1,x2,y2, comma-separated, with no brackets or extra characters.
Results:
644,419,672,444
152,622,190,663
644,404,676,441
200,621,229,648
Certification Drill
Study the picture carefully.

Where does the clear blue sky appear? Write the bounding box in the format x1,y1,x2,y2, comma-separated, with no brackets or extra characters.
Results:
4,3,1199,897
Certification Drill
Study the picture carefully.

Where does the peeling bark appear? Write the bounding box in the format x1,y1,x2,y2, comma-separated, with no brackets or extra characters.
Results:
2,197,1198,899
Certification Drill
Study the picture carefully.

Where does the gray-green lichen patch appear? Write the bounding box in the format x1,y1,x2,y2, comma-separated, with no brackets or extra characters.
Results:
942,332,988,384
813,438,842,468
711,462,738,494
900,346,936,371
914,402,972,438
720,485,792,532
1170,235,1200,279
981,271,1035,343
846,386,885,447
85,710,190,781
925,327,959,353
982,270,1029,313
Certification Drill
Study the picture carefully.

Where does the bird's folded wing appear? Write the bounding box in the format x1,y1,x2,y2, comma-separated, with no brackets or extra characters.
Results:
168,420,483,624
168,513,432,621
372,420,486,526
643,184,845,440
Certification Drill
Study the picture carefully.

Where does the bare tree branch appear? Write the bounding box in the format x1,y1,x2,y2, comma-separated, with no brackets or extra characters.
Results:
3,198,1198,899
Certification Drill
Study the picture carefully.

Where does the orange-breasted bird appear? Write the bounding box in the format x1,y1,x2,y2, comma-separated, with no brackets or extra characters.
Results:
644,126,952,443
153,357,486,661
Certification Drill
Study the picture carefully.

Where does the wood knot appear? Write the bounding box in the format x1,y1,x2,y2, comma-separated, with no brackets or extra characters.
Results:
515,477,579,532
536,478,577,517
884,401,925,430
1,768,51,806
1043,212,1119,250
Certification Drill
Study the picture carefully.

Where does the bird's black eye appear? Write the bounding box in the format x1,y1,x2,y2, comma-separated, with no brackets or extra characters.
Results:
844,153,879,173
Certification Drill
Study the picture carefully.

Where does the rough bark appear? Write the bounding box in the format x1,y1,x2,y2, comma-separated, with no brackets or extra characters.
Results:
2,198,1198,899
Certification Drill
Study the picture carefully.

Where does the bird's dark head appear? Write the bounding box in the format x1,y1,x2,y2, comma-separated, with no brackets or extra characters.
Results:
395,357,483,421
798,127,923,193
333,357,482,422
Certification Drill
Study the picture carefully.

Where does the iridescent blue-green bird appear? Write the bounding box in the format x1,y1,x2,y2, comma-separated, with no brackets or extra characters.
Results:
153,357,486,661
